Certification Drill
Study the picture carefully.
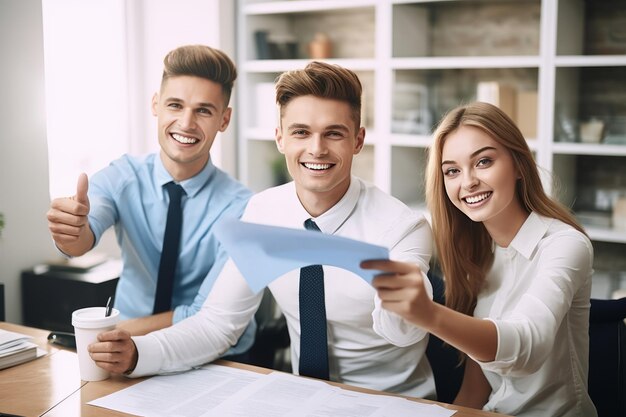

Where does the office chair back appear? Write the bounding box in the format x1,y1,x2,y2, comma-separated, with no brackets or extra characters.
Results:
425,271,464,404
246,288,291,371
588,297,626,417
0,282,4,321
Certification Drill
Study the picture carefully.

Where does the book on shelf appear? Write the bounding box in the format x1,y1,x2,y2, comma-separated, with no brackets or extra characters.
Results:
0,329,39,370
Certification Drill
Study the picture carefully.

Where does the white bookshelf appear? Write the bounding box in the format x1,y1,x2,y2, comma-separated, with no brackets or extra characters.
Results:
236,0,626,268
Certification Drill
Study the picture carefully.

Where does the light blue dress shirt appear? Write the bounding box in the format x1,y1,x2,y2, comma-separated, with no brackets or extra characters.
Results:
87,153,255,354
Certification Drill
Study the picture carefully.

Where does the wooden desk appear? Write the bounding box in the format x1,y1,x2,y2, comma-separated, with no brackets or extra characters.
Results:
0,322,85,417
0,323,505,417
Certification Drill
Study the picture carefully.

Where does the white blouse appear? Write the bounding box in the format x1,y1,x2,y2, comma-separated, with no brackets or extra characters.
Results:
472,212,597,417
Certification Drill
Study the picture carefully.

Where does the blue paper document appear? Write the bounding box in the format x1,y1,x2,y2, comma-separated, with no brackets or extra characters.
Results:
214,218,389,293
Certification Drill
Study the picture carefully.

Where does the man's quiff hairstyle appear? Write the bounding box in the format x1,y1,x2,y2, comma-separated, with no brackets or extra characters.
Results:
161,44,237,106
274,61,362,128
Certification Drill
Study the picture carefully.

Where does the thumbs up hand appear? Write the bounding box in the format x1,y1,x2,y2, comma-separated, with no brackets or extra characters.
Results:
73,173,90,210
47,173,95,256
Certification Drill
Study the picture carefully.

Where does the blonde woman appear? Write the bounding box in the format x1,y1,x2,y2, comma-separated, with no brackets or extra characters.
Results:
363,102,597,416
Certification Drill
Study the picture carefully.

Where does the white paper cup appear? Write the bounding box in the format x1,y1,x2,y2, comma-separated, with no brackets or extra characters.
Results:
72,306,120,381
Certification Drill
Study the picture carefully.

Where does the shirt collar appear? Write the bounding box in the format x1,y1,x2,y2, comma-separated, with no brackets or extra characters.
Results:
153,155,215,199
508,212,552,260
308,176,360,234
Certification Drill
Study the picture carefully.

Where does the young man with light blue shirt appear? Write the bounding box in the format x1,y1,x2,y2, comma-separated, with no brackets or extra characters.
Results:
47,45,255,354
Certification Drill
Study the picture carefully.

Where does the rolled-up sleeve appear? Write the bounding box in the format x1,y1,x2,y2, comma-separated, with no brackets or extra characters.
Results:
129,259,262,377
474,233,593,376
372,215,433,346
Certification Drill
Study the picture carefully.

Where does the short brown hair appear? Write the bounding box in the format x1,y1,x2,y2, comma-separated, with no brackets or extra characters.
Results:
274,61,362,128
161,44,237,106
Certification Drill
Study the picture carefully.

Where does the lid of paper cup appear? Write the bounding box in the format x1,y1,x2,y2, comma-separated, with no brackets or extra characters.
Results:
72,307,119,329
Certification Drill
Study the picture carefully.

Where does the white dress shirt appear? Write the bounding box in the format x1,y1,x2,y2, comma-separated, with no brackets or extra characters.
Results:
132,177,436,398
472,212,597,417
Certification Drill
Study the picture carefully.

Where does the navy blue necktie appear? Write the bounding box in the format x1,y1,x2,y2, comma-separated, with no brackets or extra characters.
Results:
153,182,185,314
299,219,329,380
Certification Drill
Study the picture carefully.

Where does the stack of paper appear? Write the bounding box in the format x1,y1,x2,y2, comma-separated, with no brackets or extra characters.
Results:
89,364,456,417
0,329,39,370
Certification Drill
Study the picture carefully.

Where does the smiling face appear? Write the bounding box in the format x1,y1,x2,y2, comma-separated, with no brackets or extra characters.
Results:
441,125,527,242
276,95,365,216
152,75,231,181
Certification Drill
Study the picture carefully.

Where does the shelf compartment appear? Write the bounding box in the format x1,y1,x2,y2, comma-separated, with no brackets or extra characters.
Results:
390,146,428,207
554,67,626,145
392,68,538,137
553,154,626,232
244,72,281,134
243,70,376,131
557,0,626,56
353,144,375,184
392,0,541,58
244,139,288,192
245,6,375,61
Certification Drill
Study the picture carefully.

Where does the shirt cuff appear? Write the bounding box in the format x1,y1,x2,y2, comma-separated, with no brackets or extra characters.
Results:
172,305,185,324
371,270,432,347
127,334,164,378
472,318,519,371
372,297,428,347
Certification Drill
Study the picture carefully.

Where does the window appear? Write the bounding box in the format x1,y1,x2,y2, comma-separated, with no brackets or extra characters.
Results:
43,0,234,198
42,0,130,198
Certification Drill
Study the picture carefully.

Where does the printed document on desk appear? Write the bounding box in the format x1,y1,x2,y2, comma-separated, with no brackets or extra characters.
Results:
89,364,456,417
88,364,264,416
213,218,389,293
205,372,456,417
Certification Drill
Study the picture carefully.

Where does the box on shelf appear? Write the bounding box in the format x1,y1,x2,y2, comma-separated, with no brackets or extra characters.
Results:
580,119,606,144
477,81,516,122
516,91,538,139
613,197,626,231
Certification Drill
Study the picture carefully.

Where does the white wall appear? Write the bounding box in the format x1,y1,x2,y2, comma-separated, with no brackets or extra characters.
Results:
0,0,58,323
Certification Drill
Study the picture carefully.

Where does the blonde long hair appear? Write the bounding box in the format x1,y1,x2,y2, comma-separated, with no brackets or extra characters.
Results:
426,102,585,316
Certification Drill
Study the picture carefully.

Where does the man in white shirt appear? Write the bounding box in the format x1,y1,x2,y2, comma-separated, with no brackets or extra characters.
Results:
89,61,436,398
